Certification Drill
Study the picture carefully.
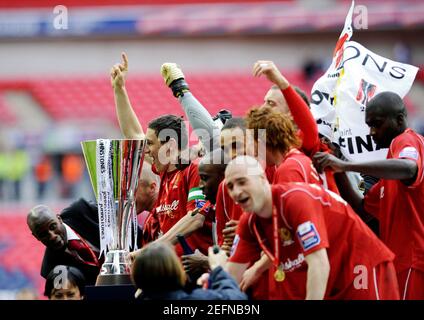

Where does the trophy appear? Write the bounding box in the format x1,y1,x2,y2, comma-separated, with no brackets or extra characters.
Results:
81,139,145,285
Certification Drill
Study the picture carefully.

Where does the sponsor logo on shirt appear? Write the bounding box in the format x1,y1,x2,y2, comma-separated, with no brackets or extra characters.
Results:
281,253,305,272
399,146,419,160
380,186,384,199
296,221,320,251
156,200,179,216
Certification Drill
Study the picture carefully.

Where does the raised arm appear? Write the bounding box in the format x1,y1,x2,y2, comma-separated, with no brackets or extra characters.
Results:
161,63,221,151
111,52,144,139
253,60,320,154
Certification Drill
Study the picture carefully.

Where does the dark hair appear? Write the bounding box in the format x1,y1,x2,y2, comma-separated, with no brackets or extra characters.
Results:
131,242,186,295
271,85,310,107
44,265,86,298
148,115,188,150
222,117,246,132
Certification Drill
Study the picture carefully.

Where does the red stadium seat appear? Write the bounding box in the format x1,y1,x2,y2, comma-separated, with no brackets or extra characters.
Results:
1,71,315,127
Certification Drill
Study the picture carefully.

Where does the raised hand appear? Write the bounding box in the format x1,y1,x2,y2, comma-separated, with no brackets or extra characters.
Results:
110,52,129,89
252,60,289,90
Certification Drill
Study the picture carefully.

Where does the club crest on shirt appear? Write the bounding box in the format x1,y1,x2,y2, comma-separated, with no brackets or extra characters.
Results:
296,221,320,251
280,228,294,246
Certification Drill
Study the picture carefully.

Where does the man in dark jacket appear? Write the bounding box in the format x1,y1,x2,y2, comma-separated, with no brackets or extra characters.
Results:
28,198,102,285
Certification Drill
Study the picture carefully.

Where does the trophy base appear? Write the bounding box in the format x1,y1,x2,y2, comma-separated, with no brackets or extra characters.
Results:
95,274,133,286
96,250,132,286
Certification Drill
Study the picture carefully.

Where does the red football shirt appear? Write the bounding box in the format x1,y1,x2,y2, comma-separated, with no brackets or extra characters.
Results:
265,165,277,183
150,162,213,256
215,180,268,299
364,129,424,274
283,86,340,194
273,148,321,185
230,183,394,299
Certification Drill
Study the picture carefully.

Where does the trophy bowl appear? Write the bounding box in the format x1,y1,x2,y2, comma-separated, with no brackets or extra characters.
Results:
81,139,145,286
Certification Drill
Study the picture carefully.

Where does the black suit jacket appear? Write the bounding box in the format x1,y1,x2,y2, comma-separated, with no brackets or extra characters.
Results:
40,198,143,285
40,198,101,285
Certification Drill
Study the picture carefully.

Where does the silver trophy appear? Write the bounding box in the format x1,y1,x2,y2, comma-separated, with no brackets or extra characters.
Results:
81,139,145,285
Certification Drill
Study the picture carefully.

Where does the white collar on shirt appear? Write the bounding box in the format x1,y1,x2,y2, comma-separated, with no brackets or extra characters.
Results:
64,223,80,241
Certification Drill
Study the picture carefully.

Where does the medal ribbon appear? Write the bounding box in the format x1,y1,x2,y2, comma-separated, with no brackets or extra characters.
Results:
252,205,280,273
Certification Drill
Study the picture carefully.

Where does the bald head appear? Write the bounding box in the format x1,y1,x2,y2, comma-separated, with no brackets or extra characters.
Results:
225,156,265,178
27,205,56,231
365,91,408,148
136,161,160,213
27,205,67,251
367,92,407,118
225,156,271,216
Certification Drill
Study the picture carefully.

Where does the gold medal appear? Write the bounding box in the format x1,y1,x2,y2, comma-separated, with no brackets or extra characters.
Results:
274,267,285,282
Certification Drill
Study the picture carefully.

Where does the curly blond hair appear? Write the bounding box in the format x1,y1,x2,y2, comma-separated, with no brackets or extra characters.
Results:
245,106,300,155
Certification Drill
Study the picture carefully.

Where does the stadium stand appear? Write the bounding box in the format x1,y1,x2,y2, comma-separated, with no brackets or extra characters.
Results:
0,72,307,127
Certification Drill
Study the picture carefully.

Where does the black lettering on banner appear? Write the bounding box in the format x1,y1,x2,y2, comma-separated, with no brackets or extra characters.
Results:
347,136,355,154
336,45,360,71
339,137,346,149
362,53,387,73
356,135,374,153
335,44,408,81
340,134,381,154
390,66,407,79
311,90,333,107
311,90,324,105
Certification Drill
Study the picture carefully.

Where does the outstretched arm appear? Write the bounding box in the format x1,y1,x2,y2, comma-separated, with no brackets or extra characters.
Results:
111,52,144,139
313,152,418,182
161,63,221,151
155,208,205,245
252,60,320,154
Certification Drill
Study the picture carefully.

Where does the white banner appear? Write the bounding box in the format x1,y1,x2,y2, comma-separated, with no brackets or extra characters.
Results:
310,0,419,162
96,139,115,256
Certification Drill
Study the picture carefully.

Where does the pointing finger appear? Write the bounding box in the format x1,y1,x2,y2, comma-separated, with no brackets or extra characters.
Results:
122,52,128,71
